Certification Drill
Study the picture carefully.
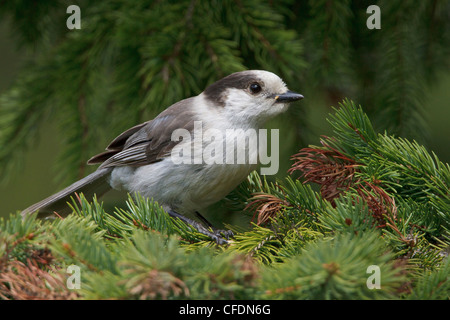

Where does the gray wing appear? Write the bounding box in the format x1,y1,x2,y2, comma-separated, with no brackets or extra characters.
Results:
87,97,197,169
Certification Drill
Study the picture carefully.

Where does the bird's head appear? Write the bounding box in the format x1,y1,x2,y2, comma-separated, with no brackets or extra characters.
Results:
203,70,303,127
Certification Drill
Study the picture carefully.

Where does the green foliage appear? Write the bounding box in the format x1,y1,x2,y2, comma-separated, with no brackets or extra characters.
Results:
0,0,449,301
261,232,402,300
1,0,449,184
409,258,450,300
49,214,119,273
1,102,448,300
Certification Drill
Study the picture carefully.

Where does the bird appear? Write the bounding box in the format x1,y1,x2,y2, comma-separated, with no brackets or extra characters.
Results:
21,70,304,244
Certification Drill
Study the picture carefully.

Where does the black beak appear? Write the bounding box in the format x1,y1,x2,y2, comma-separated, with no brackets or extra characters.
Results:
272,90,304,103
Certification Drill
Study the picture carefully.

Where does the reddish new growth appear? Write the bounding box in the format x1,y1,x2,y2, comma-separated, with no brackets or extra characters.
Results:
289,138,397,228
245,191,292,225
289,138,360,203
356,183,396,228
244,137,399,229
0,259,79,300
0,233,78,300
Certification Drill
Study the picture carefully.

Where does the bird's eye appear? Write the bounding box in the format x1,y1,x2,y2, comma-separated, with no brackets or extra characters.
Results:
249,82,262,94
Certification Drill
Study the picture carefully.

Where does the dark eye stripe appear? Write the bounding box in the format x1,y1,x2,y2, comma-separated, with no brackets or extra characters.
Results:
203,71,263,106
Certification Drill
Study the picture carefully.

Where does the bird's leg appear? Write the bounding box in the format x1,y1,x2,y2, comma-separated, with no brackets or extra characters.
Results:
195,211,234,240
167,210,229,245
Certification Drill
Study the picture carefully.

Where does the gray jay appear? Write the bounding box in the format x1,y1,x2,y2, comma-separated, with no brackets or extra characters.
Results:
21,70,303,243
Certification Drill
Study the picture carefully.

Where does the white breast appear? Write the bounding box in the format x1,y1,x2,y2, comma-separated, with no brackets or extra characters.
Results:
109,94,262,214
110,159,256,214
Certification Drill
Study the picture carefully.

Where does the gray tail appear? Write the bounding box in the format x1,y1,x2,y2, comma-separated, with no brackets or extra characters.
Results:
21,167,113,218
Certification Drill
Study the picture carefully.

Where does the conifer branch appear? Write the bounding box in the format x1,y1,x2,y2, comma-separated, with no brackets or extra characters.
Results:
0,1,449,300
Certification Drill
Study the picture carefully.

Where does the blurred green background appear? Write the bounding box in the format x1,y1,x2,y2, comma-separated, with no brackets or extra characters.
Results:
0,1,449,219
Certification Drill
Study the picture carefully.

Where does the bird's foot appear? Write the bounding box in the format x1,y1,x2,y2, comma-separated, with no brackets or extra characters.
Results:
188,223,232,245
212,228,234,240
168,210,233,245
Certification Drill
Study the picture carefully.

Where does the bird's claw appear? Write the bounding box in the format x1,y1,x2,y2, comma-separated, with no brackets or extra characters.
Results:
205,228,234,245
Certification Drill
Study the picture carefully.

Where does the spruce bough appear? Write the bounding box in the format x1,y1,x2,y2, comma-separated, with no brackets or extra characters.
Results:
1,101,448,300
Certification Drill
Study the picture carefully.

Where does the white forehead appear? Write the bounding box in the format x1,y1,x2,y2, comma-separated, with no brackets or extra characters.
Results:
250,70,287,93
